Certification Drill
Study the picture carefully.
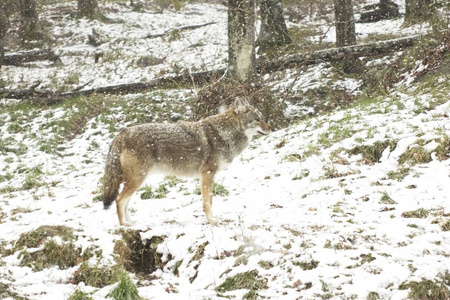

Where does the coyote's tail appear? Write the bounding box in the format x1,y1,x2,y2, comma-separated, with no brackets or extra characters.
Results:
102,139,123,210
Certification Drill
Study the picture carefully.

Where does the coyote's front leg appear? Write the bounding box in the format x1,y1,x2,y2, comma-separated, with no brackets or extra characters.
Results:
200,170,217,224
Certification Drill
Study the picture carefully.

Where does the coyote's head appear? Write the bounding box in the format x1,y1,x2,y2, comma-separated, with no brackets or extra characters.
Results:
233,98,272,138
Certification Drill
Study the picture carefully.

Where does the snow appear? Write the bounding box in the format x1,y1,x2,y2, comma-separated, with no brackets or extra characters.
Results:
1,1,450,299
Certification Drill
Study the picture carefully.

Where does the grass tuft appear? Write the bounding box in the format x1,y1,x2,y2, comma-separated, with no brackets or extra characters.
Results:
139,184,168,199
216,270,268,293
408,276,450,300
14,225,74,250
107,274,142,300
67,288,93,300
380,192,397,204
19,239,81,271
398,145,431,165
402,208,430,219
73,262,125,288
348,140,397,164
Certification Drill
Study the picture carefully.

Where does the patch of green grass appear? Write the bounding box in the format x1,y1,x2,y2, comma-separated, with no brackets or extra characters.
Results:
348,140,397,164
107,274,142,300
399,145,432,166
65,72,81,85
434,135,450,161
0,282,27,300
243,289,260,300
439,219,450,231
74,262,125,288
14,225,74,250
318,124,357,148
303,145,321,158
216,270,268,293
0,137,28,156
322,165,349,179
22,165,45,190
212,182,229,197
283,153,302,162
139,177,185,200
402,208,430,219
294,259,319,271
139,184,168,199
292,169,310,180
67,289,93,300
189,241,209,263
366,291,381,300
258,260,274,270
19,239,81,271
164,176,185,187
7,121,26,134
407,275,450,300
360,253,376,264
387,167,411,181
193,180,229,197
0,172,13,183
380,192,397,204
0,185,17,194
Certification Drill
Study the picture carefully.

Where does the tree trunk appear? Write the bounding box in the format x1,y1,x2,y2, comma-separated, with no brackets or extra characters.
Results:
0,9,7,70
20,0,40,45
334,0,356,47
228,0,256,83
77,0,99,19
404,0,432,24
257,0,291,54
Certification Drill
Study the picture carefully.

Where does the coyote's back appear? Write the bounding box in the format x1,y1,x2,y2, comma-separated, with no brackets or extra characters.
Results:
102,98,271,226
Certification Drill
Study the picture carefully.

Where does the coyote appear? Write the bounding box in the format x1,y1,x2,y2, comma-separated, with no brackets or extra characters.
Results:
102,98,271,226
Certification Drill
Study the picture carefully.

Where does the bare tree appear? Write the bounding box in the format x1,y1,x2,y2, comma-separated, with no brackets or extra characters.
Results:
0,7,8,70
334,0,356,47
77,0,99,19
257,0,291,54
20,0,41,45
228,0,256,83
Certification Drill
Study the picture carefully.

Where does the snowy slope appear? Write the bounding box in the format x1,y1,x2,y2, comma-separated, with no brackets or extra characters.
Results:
1,82,450,299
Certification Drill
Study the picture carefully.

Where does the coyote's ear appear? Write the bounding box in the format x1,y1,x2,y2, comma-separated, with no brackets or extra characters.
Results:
234,97,248,113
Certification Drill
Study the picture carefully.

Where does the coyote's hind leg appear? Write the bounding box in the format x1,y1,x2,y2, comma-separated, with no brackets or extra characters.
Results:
116,152,148,226
200,170,217,224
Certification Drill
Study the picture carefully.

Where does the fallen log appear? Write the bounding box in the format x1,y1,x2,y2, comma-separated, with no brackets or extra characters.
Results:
260,34,422,72
0,69,226,104
2,49,61,66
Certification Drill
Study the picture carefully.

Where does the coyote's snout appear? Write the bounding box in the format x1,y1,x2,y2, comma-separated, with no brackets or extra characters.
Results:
102,98,271,226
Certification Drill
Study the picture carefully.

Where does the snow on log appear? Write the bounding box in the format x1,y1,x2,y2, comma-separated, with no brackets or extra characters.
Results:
261,34,422,71
2,49,61,66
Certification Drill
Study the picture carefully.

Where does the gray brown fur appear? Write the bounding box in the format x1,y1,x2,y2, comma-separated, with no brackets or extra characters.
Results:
102,98,271,226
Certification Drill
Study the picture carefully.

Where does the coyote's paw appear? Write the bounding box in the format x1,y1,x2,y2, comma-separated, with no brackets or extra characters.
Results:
121,220,136,227
207,216,220,226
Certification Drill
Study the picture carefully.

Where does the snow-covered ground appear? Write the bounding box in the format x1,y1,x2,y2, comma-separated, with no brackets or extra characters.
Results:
1,1,450,299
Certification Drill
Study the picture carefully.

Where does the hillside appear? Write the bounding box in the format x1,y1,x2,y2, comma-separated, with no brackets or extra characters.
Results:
1,1,450,299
